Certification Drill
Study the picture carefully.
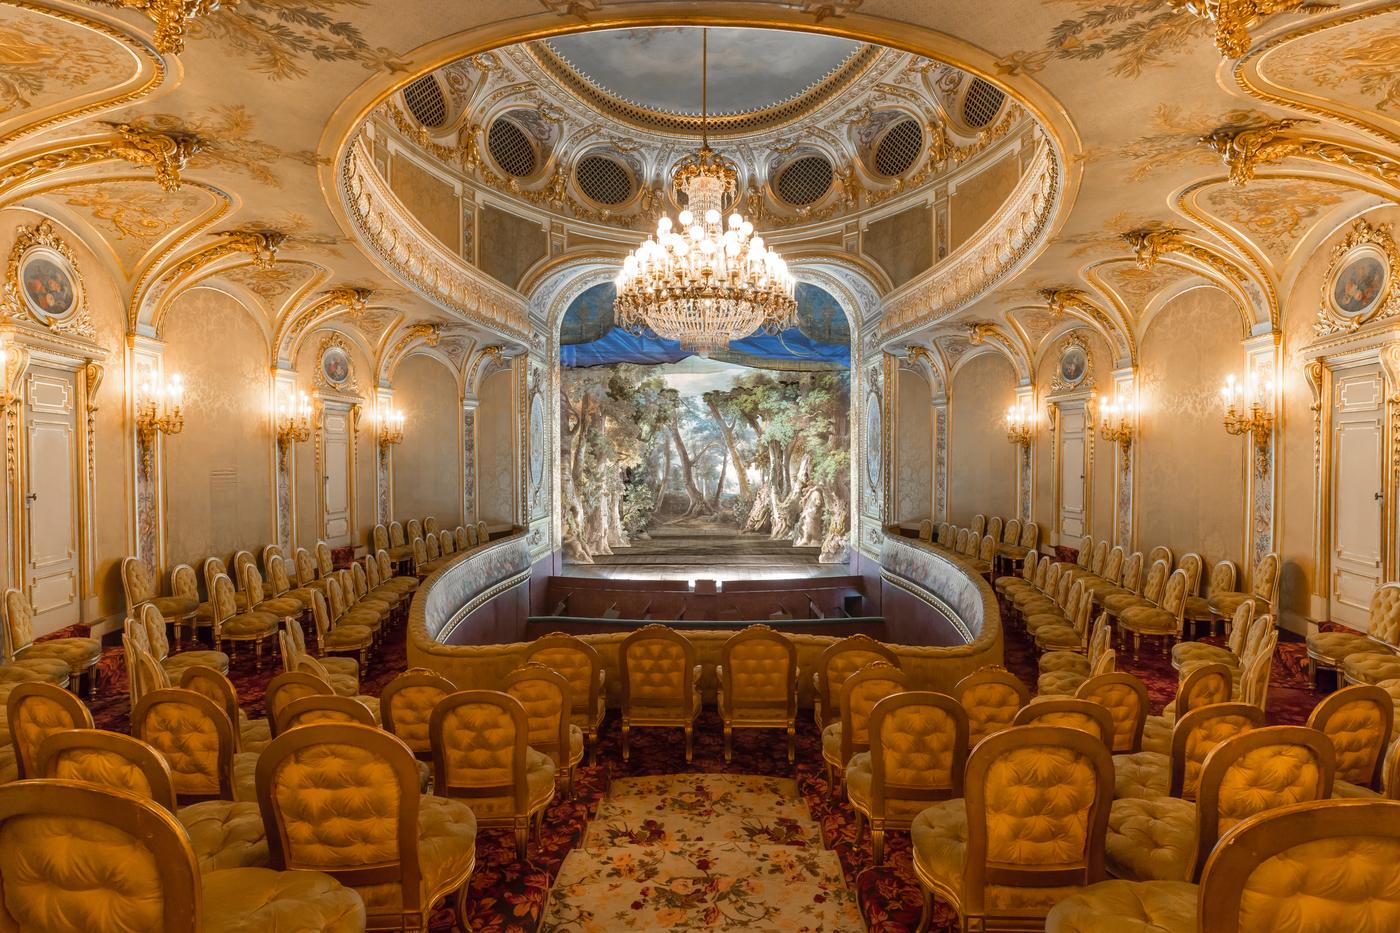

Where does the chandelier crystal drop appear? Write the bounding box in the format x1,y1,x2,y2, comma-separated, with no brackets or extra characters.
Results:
613,30,797,356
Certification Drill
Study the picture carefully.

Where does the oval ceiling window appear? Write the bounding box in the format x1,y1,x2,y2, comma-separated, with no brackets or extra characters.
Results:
402,75,448,129
962,78,1006,129
487,117,538,178
575,154,633,205
775,155,834,206
873,118,923,178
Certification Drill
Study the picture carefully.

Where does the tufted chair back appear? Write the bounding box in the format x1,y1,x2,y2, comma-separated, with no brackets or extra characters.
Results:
373,524,390,552
438,530,454,555
423,516,438,535
406,519,423,542
1191,726,1335,882
202,557,231,600
425,533,441,561
294,548,317,587
120,556,160,609
1100,547,1124,587
282,618,309,667
1207,559,1237,596
813,634,898,731
140,603,173,662
964,533,982,558
208,573,241,638
1084,615,1112,667
465,524,480,547
954,528,970,553
987,516,1003,544
839,662,908,765
1032,554,1050,590
1240,630,1278,711
7,682,93,778
1250,552,1280,603
237,561,269,609
477,520,490,544
125,632,171,710
1147,545,1173,570
1174,662,1233,718
978,534,996,564
620,624,697,713
170,562,200,603
1089,540,1109,575
324,576,349,622
389,521,406,547
1074,536,1093,569
1003,518,1021,545
1159,569,1190,618
454,526,469,550
177,666,247,751
720,625,797,715
412,537,429,573
256,723,423,926
2,587,39,657
1179,552,1204,595
1308,684,1394,790
1076,672,1149,753
266,554,294,597
955,667,1030,746
936,524,952,546
918,519,933,541
1140,559,1170,606
376,549,399,585
349,562,372,601
37,729,178,811
265,670,335,736
1043,562,1065,602
311,542,332,578
524,633,603,725
1169,702,1265,800
1014,698,1114,745
1018,549,1040,585
382,668,457,756
231,550,256,589
869,691,967,804
131,688,235,802
430,690,530,810
365,554,384,589
277,694,377,733
1226,600,1257,656
961,726,1114,920
504,663,572,769
1119,551,1145,595
1019,521,1039,549
971,514,987,537
0,781,204,931
1198,799,1400,931
1369,582,1400,647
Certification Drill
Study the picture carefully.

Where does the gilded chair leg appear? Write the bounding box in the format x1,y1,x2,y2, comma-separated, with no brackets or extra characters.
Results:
917,889,932,933
85,668,96,700
515,819,528,859
360,647,368,672
787,726,796,764
853,809,863,841
684,725,693,763
723,725,733,763
621,722,630,761
255,639,264,670
872,826,885,866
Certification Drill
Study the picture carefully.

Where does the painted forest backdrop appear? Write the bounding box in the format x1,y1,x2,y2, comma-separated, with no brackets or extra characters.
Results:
560,362,851,564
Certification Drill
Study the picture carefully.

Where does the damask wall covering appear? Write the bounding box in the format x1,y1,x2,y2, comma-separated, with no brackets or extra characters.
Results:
895,367,933,523
477,367,516,526
949,352,1016,527
393,354,463,527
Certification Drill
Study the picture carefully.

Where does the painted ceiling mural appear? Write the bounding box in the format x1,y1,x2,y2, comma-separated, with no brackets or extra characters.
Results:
0,0,1391,391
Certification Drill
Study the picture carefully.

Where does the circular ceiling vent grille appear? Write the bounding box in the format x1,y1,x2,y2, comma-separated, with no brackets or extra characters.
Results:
403,75,448,129
575,155,633,205
775,156,833,206
962,78,1006,129
874,118,923,177
487,118,537,178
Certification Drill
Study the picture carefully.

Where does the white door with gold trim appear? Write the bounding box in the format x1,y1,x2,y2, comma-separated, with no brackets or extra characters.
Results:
23,366,80,635
320,405,353,547
1331,363,1385,630
1058,403,1087,542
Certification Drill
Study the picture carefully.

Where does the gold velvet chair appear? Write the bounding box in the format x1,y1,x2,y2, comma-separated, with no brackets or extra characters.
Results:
821,661,907,793
311,588,375,671
1208,551,1280,630
326,574,384,642
1113,701,1265,804
964,534,997,577
1143,660,1234,755
276,693,379,733
465,525,480,547
429,691,553,860
376,549,420,599
994,546,1038,600
1076,672,1149,754
1037,615,1113,696
0,780,367,933
1089,550,1145,613
140,603,230,678
1171,599,1255,673
258,722,477,929
36,727,178,811
505,663,583,798
170,562,217,644
266,669,336,734
1021,568,1073,632
454,526,470,550
1011,556,1058,620
911,725,1115,933
208,571,280,667
2,588,101,697
1104,725,1336,883
523,632,606,766
970,514,987,538
999,519,1039,567
125,633,172,711
476,520,490,544
266,552,318,615
847,691,967,866
1313,583,1400,687
1183,558,1237,638
202,557,249,613
132,686,258,804
1239,630,1278,712
121,556,200,639
363,556,406,615
1308,683,1393,797
811,633,898,734
1014,697,1115,745
1033,589,1096,654
6,681,93,778
717,624,798,763
381,668,457,759
349,562,396,624
284,614,361,691
1103,557,1169,630
387,520,414,563
0,605,70,688
179,663,271,753
954,667,1030,746
619,624,701,762
917,519,933,541
423,516,438,535
1119,568,1190,656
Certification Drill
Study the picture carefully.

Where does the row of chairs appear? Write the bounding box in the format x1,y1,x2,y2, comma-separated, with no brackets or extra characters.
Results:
372,517,491,577
919,514,1040,578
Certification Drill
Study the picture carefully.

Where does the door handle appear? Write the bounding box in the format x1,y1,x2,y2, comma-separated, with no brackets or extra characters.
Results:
23,493,36,507
1377,492,1385,502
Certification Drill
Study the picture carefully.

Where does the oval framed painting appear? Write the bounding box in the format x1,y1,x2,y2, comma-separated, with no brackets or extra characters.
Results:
18,246,80,325
320,345,352,388
1328,243,1390,322
1058,343,1088,388
864,389,882,492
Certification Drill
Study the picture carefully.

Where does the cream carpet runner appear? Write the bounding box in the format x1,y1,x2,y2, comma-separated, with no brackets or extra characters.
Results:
541,773,865,931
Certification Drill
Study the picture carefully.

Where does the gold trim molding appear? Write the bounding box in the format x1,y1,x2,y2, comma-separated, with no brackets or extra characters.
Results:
1313,217,1400,338
1203,118,1400,193
0,124,202,204
1171,0,1325,58
86,0,225,54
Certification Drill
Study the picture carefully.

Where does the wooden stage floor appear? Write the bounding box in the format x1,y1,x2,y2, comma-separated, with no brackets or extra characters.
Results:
561,523,850,581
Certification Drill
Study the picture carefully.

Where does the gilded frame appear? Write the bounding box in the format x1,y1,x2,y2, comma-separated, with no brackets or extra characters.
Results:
1316,218,1400,337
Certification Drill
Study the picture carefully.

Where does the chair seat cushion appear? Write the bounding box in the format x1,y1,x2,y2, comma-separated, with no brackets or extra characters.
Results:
220,613,279,639
323,624,374,650
846,751,931,822
1039,650,1091,677
341,609,383,631
1014,594,1057,614
178,799,269,872
1106,796,1196,881
459,748,556,821
356,596,395,616
1119,606,1177,636
1170,641,1238,671
1103,593,1149,616
282,587,318,609
1025,612,1068,635
1113,750,1169,800
232,751,260,802
353,793,477,915
1208,592,1266,618
1343,652,1400,686
1332,779,1381,799
254,596,304,618
0,656,71,685
24,637,101,668
1308,631,1390,668
1182,595,1213,621
821,722,843,768
1034,624,1084,651
162,650,231,678
1037,669,1088,697
911,799,1086,914
201,866,366,933
1045,880,1198,933
998,544,1030,560
149,595,199,618
1140,715,1173,755
239,716,272,754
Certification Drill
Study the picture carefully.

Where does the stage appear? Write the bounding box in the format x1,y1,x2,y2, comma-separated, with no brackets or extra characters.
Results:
561,523,850,581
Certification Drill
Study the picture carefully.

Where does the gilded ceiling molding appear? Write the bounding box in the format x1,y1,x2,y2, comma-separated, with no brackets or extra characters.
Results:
464,344,505,397
138,229,285,333
85,0,225,54
1203,119,1400,195
1123,226,1274,333
379,322,444,386
1039,286,1138,367
272,285,372,367
0,124,203,204
902,344,946,391
1169,0,1326,58
965,320,1033,383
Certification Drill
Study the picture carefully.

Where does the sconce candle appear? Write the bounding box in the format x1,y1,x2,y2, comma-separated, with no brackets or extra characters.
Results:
377,407,405,450
1220,368,1275,474
136,371,185,471
1005,401,1033,448
275,389,314,466
1098,395,1136,450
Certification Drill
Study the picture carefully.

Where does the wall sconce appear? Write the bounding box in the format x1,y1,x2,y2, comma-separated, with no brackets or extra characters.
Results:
1098,395,1135,451
1005,401,1033,448
136,371,184,471
377,407,405,450
1220,369,1274,474
275,389,313,467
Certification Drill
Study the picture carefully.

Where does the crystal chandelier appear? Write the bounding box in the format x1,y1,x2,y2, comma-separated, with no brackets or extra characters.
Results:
614,29,797,356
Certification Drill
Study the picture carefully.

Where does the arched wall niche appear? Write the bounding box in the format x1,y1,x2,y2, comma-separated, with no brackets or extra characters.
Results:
161,286,276,570
949,350,1016,527
393,352,464,528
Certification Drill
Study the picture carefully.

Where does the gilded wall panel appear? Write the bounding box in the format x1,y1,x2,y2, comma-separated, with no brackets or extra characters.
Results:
477,365,515,526
895,367,933,522
949,352,1017,526
393,353,463,527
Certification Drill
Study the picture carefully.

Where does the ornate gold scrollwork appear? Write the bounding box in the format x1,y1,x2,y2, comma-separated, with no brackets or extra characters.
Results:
2,220,96,340
0,124,202,199
211,229,285,270
1122,227,1246,285
1313,218,1400,337
1169,0,1331,58
89,0,230,54
1203,119,1400,191
1038,286,1138,367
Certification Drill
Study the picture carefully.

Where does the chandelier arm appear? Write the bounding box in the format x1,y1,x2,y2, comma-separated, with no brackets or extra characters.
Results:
701,28,709,150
